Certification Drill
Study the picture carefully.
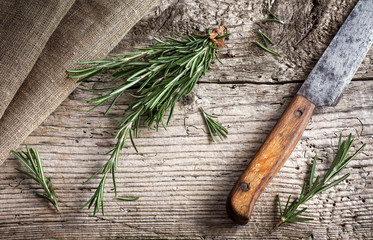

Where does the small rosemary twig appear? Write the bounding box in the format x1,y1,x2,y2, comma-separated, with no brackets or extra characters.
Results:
255,30,280,56
261,7,284,24
275,133,365,228
13,145,59,212
200,107,228,142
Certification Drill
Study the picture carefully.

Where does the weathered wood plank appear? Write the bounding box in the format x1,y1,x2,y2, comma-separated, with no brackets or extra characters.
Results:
0,80,371,239
0,0,372,239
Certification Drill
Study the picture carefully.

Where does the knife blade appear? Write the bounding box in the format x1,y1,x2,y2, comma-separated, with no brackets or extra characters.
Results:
227,0,373,225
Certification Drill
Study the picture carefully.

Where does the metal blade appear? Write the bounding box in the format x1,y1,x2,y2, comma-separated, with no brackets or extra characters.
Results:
298,0,373,106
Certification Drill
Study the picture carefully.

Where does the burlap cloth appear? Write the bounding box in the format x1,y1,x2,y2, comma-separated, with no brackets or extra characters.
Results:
0,0,75,118
0,0,157,164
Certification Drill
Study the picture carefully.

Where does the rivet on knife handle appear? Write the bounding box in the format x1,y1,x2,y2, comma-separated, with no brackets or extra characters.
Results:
227,95,315,224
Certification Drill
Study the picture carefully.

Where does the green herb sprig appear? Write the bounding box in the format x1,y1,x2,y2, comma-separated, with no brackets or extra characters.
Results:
200,107,228,142
261,7,284,24
13,145,59,212
275,134,365,227
68,24,230,216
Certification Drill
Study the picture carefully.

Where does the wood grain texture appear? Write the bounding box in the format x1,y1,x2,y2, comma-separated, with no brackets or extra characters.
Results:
227,95,315,224
0,0,372,239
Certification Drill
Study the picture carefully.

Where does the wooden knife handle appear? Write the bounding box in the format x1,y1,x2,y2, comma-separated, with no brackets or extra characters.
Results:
226,94,315,224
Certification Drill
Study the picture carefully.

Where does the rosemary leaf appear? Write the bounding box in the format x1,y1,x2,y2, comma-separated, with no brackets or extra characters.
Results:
259,30,275,45
260,18,284,24
116,196,140,201
261,7,284,24
255,41,280,56
275,133,365,228
13,145,59,212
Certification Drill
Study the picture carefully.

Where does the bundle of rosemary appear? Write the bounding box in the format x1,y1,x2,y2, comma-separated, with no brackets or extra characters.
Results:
68,24,230,215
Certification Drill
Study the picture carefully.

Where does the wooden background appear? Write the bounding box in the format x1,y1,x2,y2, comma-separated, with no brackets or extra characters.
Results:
1,0,372,239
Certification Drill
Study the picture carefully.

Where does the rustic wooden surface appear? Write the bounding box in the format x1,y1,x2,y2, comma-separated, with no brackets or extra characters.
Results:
0,0,372,239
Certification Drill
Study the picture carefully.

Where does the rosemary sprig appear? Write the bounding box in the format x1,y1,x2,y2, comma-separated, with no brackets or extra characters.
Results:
13,145,59,212
200,107,228,142
275,133,365,228
68,24,229,216
261,7,284,24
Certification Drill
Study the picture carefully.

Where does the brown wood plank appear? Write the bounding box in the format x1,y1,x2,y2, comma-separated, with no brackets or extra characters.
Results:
0,80,371,239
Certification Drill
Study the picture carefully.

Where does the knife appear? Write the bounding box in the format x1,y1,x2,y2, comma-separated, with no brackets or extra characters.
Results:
226,0,373,225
